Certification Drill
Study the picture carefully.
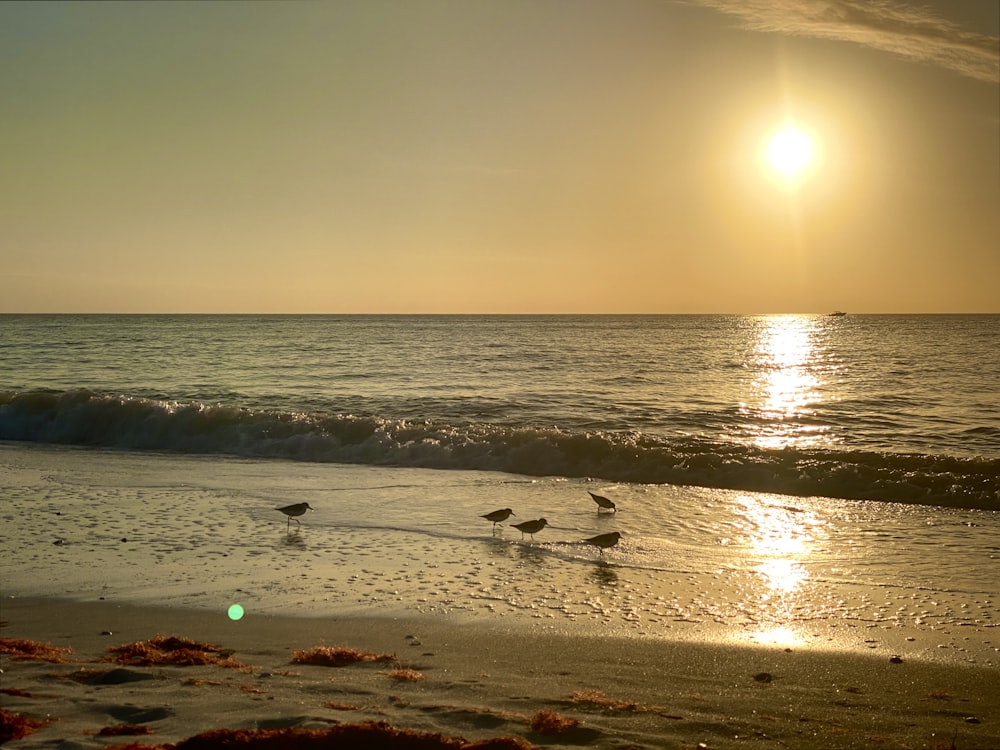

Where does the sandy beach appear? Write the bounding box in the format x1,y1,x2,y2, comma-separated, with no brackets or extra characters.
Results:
3,596,999,749
3,443,999,748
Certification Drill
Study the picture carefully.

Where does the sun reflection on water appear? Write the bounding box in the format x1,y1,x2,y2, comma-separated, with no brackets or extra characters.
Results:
741,315,830,450
734,495,828,647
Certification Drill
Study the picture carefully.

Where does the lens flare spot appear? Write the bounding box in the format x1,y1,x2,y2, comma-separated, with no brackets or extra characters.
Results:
228,603,245,621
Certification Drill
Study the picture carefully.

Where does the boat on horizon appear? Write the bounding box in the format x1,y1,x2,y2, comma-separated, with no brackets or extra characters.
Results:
828,310,847,317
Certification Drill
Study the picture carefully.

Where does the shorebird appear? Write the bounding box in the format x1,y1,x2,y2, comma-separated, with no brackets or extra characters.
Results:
583,531,622,555
481,508,515,529
277,502,313,531
511,518,548,540
588,491,617,513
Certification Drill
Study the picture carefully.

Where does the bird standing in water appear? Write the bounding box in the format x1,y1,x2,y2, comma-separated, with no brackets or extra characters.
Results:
481,508,515,530
588,491,617,513
277,502,313,531
583,531,622,555
511,518,548,540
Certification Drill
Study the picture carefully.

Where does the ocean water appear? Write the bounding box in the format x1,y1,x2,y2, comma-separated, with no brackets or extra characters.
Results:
1,314,998,655
1,314,997,507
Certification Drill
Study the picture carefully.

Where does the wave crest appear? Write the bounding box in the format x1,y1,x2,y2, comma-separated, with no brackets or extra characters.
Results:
1,389,996,510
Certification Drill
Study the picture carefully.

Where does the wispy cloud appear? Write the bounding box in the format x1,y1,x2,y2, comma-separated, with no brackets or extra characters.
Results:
692,0,999,83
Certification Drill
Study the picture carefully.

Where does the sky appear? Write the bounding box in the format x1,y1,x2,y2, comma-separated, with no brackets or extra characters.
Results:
2,0,998,314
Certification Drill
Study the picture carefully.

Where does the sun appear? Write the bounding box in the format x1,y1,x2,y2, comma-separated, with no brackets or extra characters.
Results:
766,127,815,179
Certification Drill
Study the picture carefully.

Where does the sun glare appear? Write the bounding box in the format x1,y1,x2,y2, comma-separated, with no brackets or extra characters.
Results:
766,127,815,179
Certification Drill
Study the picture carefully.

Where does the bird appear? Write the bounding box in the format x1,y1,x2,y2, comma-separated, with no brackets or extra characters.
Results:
277,502,314,530
583,531,622,555
588,491,617,513
481,508,515,529
511,518,548,540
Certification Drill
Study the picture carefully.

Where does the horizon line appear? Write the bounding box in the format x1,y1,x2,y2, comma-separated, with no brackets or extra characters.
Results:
2,311,997,317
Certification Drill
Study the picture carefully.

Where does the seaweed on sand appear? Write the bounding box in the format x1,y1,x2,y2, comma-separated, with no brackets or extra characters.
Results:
528,709,579,734
89,721,536,749
0,637,72,663
291,645,397,668
570,689,640,711
386,667,425,682
0,707,47,743
96,723,154,737
107,635,246,669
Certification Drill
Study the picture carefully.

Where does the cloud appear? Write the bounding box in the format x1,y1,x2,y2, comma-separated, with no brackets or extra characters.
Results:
692,0,999,84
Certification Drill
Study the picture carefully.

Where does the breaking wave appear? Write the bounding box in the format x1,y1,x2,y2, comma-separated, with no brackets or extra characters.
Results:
1,389,997,510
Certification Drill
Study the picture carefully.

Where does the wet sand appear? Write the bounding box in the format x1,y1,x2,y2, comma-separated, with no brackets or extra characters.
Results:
3,444,999,747
3,596,999,749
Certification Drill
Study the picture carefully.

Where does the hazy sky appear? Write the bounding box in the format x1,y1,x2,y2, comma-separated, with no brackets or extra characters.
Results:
2,0,998,313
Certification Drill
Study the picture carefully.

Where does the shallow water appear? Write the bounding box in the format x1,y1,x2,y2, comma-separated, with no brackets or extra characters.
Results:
3,443,996,665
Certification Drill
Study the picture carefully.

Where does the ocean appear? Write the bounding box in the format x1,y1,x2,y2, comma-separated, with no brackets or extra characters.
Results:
1,314,998,653
2,314,998,507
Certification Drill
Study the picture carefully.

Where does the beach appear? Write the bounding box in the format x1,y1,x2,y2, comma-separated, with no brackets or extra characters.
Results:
3,442,999,748
3,597,999,749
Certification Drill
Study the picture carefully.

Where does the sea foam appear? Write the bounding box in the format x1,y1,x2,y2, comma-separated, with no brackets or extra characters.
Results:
2,389,996,509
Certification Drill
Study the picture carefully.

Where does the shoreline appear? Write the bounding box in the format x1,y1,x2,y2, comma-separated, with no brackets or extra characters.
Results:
3,596,999,749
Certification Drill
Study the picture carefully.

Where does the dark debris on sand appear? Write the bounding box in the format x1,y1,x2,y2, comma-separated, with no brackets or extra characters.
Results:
291,645,397,668
97,723,154,737
0,707,48,743
527,710,579,734
99,721,536,749
106,635,246,669
0,637,73,663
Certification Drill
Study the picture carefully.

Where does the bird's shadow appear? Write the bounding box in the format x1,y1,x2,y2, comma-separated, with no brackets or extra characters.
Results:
513,542,552,567
480,535,519,558
281,531,307,548
588,562,619,588
479,534,557,566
